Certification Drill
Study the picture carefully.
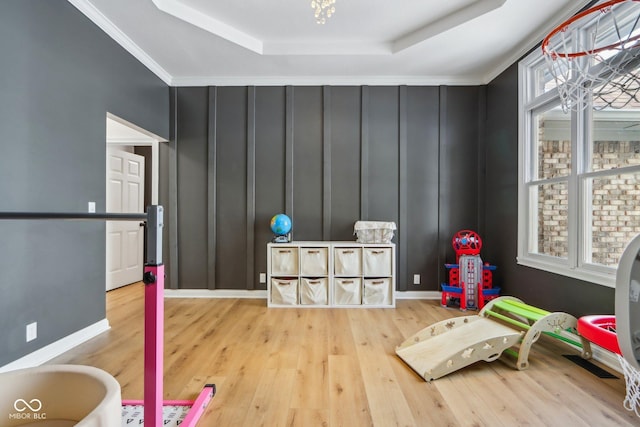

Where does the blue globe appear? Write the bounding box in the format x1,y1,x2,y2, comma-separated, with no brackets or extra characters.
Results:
270,214,292,236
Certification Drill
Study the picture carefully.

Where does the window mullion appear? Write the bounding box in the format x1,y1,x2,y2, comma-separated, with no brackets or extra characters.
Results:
579,107,593,267
567,108,580,269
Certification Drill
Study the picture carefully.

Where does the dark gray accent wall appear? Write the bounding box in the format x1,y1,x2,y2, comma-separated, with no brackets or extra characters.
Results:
169,85,483,291
255,87,287,288
439,86,485,264
484,63,615,317
215,87,250,290
0,0,169,366
329,87,362,240
405,87,441,288
175,87,210,289
293,87,324,241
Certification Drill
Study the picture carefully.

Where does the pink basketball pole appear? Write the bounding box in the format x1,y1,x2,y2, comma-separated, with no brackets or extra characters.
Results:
126,205,215,426
127,262,215,426
143,263,165,425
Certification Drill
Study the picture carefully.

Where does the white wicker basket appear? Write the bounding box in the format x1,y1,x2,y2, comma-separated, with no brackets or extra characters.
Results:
354,221,396,243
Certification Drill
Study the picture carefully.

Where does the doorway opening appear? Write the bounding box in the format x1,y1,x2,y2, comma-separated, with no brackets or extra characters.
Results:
106,113,164,291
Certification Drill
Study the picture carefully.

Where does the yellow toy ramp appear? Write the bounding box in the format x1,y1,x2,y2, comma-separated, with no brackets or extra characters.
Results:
396,315,523,381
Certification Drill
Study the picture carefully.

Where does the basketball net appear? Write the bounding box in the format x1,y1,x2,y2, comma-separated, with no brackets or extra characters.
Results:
618,354,640,417
542,0,640,112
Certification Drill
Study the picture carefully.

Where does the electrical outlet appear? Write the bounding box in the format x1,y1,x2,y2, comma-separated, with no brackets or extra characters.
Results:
88,202,96,213
26,322,37,342
259,273,266,283
413,274,420,285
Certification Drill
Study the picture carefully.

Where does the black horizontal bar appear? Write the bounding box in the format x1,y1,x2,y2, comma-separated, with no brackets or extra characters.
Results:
0,212,148,221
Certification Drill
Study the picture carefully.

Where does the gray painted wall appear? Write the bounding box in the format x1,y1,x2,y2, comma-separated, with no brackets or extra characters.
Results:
483,63,616,317
0,0,169,366
167,85,484,291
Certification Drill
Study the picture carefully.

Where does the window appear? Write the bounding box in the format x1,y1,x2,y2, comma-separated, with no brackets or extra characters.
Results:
519,24,640,288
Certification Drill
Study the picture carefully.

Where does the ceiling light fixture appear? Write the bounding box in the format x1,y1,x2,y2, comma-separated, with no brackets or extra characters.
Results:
311,0,336,25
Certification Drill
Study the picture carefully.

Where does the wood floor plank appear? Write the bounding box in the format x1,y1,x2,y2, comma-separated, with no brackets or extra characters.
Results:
457,366,550,426
242,368,296,427
328,355,374,426
531,360,636,426
286,409,330,427
199,363,261,425
392,299,447,339
290,309,330,410
435,370,509,427
391,355,465,426
47,285,639,426
489,366,591,426
328,309,358,356
261,307,305,370
349,309,418,426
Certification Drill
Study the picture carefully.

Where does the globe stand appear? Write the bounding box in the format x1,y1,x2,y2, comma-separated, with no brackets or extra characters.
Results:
270,213,292,243
272,232,291,243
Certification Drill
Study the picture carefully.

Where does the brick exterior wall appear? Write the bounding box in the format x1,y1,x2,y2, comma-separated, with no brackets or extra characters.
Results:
538,139,640,265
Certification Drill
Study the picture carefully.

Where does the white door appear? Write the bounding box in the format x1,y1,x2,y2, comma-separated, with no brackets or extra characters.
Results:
106,148,145,291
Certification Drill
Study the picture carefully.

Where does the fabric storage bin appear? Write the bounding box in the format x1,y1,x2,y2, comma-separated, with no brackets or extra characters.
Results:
300,278,328,305
334,278,362,305
271,246,299,276
334,247,362,276
300,247,328,276
271,278,298,305
354,221,396,243
363,278,391,305
363,247,392,276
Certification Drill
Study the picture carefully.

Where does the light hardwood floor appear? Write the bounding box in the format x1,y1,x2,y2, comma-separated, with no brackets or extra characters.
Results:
50,283,638,426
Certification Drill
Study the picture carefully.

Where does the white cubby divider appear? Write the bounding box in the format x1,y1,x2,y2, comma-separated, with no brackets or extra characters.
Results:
267,241,395,308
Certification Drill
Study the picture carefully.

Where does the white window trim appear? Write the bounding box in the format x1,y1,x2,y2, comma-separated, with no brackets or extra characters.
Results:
517,50,618,289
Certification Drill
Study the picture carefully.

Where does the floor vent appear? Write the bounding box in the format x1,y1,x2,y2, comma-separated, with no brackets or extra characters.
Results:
563,354,618,379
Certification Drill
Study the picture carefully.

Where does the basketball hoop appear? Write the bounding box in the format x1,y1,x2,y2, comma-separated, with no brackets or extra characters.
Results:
542,0,640,112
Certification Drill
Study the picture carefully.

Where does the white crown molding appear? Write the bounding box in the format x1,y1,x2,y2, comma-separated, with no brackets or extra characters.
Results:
0,319,110,373
481,0,593,84
170,74,485,87
67,0,173,85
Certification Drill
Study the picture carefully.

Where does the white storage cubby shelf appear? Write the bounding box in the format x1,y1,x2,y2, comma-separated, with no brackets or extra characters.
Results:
267,241,396,308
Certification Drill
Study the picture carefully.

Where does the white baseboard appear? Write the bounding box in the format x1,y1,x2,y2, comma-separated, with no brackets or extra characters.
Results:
395,291,441,300
0,319,110,373
556,330,622,374
164,289,441,300
590,344,623,374
164,289,268,299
